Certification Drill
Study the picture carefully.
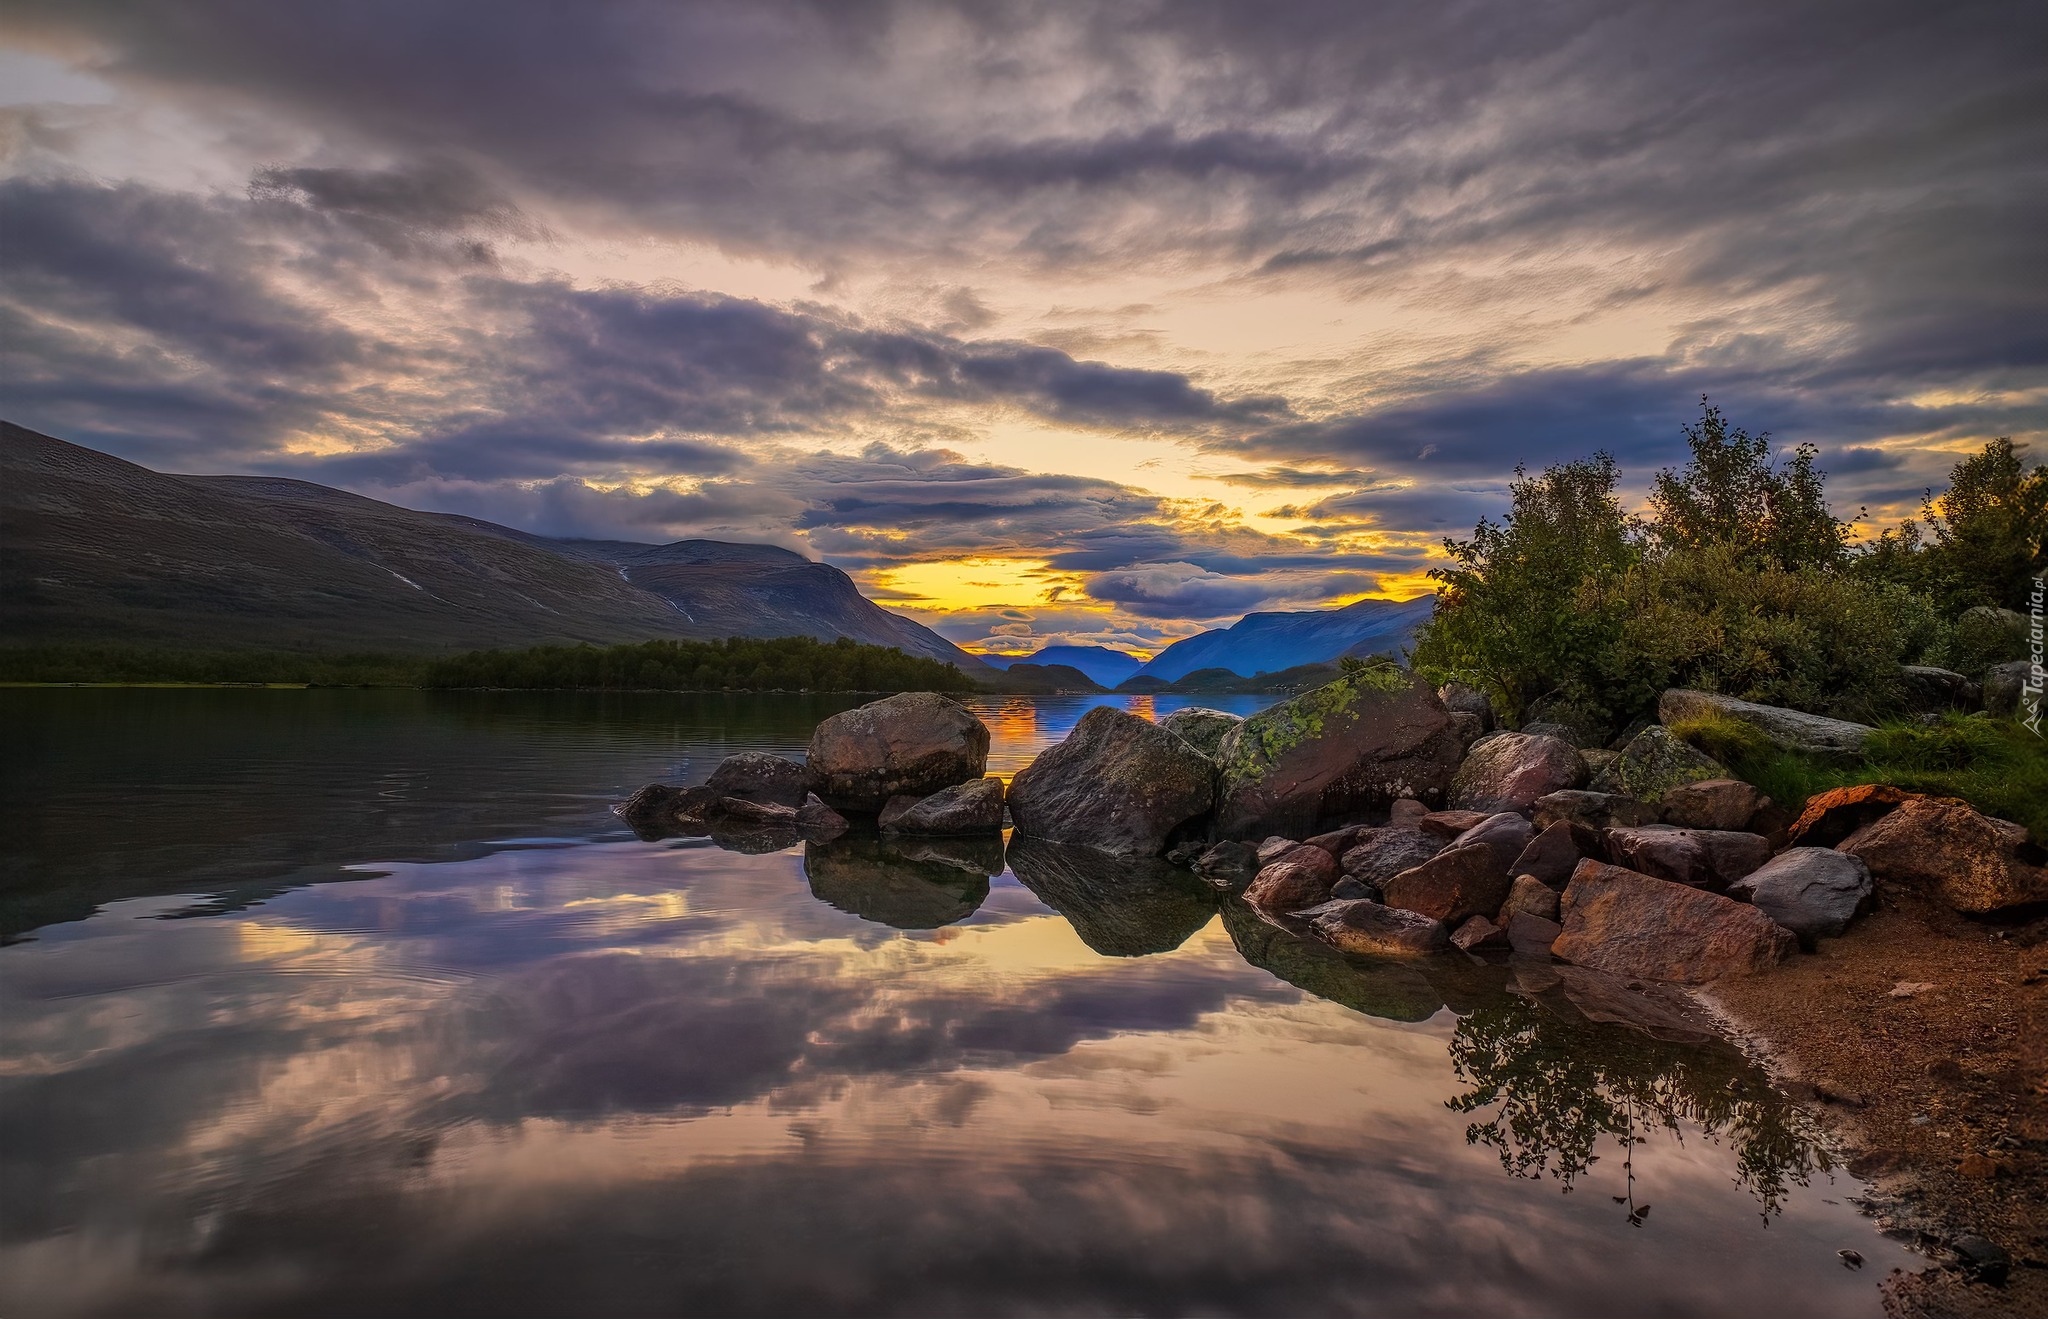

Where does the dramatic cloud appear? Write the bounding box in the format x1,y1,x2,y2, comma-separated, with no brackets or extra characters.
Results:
1,0,2043,647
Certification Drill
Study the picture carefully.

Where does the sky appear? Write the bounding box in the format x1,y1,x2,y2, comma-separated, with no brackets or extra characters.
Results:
2,2,2044,658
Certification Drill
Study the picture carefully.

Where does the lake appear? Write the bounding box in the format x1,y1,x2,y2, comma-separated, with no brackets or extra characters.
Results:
0,690,1915,1317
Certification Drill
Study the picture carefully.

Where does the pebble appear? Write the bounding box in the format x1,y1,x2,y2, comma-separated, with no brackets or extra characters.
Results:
1887,981,1936,999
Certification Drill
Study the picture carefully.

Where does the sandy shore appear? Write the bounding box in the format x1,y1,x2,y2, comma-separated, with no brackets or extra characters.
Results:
1701,893,2048,1317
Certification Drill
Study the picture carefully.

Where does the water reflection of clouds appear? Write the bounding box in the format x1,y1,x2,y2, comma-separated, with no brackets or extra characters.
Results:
0,840,1910,1318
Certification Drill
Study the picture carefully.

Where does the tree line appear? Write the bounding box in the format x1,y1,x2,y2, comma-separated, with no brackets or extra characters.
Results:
421,635,978,692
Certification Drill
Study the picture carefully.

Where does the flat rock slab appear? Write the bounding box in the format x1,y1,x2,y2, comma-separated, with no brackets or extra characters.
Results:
1658,688,1874,756
1533,789,1660,832
1340,827,1446,885
1727,847,1873,944
1304,898,1450,958
1553,859,1797,983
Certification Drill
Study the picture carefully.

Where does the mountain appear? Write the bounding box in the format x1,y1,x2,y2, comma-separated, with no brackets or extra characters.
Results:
987,662,1108,694
979,644,1141,688
1132,596,1436,682
0,421,992,674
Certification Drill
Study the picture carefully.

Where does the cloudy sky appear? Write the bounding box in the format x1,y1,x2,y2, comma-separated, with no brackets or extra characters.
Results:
2,2,2043,656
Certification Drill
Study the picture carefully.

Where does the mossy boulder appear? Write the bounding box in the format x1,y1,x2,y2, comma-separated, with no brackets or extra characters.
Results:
1211,670,1464,841
1007,705,1215,857
1589,726,1728,803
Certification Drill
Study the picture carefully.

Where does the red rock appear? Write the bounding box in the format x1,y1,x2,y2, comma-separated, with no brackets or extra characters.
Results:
1553,859,1797,983
1419,809,1491,838
1657,778,1767,832
1505,910,1562,958
1784,783,1919,848
1510,819,1587,888
1305,898,1450,957
1448,732,1589,812
1502,873,1560,922
1840,796,2048,913
1604,824,1770,891
1389,798,1430,827
1381,839,1516,925
1244,847,1343,913
1451,914,1510,953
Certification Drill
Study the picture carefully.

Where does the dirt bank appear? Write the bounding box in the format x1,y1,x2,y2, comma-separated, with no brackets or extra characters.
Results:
1702,893,2048,1318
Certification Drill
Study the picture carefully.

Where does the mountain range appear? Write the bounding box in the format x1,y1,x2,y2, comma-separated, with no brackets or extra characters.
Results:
978,644,1143,688
0,422,991,674
1133,596,1436,681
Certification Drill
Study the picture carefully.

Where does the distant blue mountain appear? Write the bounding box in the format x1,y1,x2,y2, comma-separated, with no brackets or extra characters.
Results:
978,644,1143,688
1133,596,1436,683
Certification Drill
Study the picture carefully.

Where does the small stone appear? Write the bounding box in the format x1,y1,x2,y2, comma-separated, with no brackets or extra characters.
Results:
1785,783,1917,849
1388,798,1429,827
1532,789,1660,832
1303,824,1374,858
1838,1250,1863,1270
883,776,1006,835
1951,1234,2010,1285
1448,731,1588,812
1437,681,1495,731
1888,981,1937,999
876,794,922,830
1605,824,1771,891
1418,809,1491,838
1957,1153,2008,1180
1330,876,1373,900
1589,725,1729,803
711,796,800,827
1257,836,1300,863
1192,840,1261,891
1502,873,1561,923
795,793,850,842
1245,847,1343,913
1340,827,1447,885
1451,915,1510,953
704,751,810,808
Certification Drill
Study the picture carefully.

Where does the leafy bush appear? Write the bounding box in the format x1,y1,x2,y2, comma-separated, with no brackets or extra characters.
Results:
1589,544,1919,722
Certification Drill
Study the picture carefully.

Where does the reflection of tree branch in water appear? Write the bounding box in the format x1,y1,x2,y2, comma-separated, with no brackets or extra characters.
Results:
1446,996,1834,1221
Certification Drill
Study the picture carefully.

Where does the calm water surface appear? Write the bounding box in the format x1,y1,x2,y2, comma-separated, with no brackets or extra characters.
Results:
0,690,1915,1317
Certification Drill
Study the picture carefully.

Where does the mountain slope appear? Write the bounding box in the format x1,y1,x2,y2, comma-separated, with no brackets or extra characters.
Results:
1133,596,1436,682
979,644,1141,687
0,422,992,673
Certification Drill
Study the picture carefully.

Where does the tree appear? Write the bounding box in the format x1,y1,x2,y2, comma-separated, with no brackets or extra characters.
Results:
1413,454,1637,725
1647,398,1847,570
1920,437,2048,614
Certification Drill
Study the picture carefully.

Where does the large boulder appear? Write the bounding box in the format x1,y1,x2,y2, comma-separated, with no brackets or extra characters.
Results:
704,751,809,808
1656,778,1768,832
1447,732,1588,812
1533,789,1659,832
1303,898,1451,958
1552,859,1797,983
1603,824,1772,891
1839,796,2048,913
1007,706,1215,857
1657,689,1874,757
1784,783,1917,848
806,692,990,812
1727,848,1874,945
1244,847,1342,913
1589,726,1728,803
1380,813,1532,926
1899,665,1980,714
1984,660,2040,720
1157,706,1243,758
1340,827,1447,886
882,776,1006,835
1211,670,1466,840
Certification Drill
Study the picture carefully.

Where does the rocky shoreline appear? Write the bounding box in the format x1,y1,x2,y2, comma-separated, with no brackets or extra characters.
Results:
619,669,2047,1308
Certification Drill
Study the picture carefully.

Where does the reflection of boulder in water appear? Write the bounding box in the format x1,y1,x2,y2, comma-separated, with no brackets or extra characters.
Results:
1218,900,1446,1023
1446,981,1831,1218
804,837,991,929
1005,835,1216,957
708,823,800,855
888,833,1005,877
